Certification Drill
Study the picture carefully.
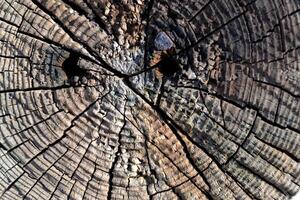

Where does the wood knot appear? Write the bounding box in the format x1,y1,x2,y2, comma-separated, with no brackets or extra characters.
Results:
62,52,88,80
156,53,181,77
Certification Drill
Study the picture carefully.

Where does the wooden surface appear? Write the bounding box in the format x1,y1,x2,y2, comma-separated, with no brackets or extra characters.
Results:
0,0,299,199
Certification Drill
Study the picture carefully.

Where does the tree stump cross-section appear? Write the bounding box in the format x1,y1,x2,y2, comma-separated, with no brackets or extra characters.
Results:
0,0,299,199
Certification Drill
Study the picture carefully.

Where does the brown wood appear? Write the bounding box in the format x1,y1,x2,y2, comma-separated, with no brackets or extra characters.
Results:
0,0,299,199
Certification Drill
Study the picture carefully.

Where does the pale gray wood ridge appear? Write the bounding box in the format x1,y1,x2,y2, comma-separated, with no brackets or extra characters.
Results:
0,0,299,199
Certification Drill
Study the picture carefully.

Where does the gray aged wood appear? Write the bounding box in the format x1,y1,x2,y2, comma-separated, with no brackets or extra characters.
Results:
0,0,299,199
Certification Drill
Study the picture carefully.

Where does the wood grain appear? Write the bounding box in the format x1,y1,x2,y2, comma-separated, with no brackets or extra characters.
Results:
0,0,299,199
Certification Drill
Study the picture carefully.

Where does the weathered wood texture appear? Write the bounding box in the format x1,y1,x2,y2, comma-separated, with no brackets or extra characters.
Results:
0,0,299,199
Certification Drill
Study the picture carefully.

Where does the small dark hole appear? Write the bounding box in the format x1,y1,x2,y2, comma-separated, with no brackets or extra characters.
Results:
62,52,88,79
157,54,181,76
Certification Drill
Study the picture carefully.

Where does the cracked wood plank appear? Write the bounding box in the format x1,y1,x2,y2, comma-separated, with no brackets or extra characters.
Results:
0,0,299,199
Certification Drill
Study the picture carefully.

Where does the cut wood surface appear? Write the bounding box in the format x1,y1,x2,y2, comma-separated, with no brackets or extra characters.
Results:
0,0,299,199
